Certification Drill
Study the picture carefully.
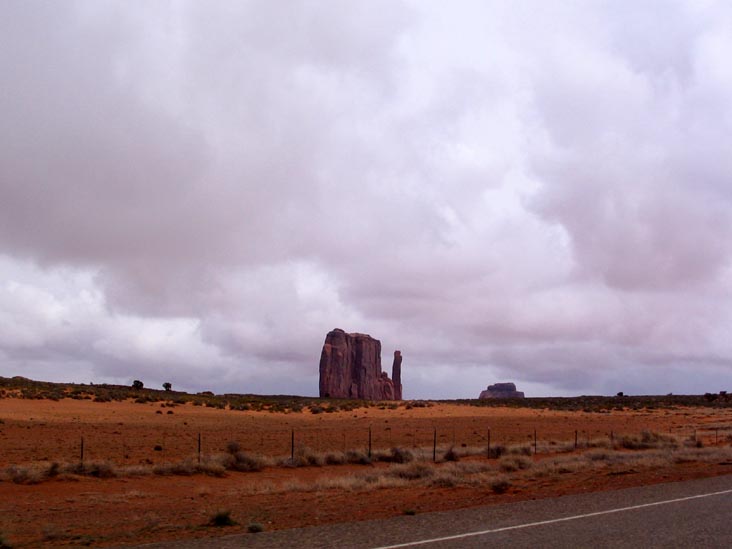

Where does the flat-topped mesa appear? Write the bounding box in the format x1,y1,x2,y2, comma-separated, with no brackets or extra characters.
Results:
319,328,402,400
479,382,525,399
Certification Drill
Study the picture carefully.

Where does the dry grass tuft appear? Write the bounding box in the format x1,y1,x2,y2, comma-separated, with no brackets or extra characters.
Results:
499,455,533,472
489,475,511,494
387,462,435,480
618,431,679,450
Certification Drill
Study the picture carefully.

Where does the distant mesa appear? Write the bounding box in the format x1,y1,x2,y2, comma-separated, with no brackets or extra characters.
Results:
319,328,402,400
479,382,525,399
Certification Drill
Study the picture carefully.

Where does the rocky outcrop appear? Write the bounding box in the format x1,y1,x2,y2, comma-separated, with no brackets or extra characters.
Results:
319,329,402,400
479,382,525,399
392,351,402,400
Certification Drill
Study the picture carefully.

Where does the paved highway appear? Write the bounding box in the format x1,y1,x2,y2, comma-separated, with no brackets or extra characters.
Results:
138,474,732,548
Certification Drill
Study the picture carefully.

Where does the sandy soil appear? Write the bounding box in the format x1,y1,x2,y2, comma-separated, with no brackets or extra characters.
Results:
2,399,729,466
1,398,732,546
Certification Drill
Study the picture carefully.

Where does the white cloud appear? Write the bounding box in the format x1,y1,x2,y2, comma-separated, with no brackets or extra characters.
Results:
2,1,732,397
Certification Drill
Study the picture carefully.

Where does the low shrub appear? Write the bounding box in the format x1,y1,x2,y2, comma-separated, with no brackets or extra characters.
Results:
508,445,532,456
197,461,227,477
490,476,511,494
345,450,371,465
5,465,40,485
324,452,347,465
620,431,679,450
287,447,324,467
226,441,241,454
380,447,414,464
85,461,117,478
231,451,266,472
429,472,459,488
209,510,236,527
442,447,460,462
247,522,264,533
388,462,434,480
487,444,506,459
499,456,533,472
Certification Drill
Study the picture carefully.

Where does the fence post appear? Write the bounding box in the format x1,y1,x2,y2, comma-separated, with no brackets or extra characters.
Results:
487,428,491,458
433,428,437,463
716,428,719,445
368,426,372,459
291,429,295,461
574,430,578,450
197,433,201,464
80,436,85,469
533,429,537,455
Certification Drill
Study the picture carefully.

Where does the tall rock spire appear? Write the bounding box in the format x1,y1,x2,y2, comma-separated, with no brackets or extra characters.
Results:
392,350,402,400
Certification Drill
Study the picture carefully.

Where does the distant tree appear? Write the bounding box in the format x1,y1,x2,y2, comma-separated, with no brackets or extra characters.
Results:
616,391,624,397
132,380,144,390
163,382,172,391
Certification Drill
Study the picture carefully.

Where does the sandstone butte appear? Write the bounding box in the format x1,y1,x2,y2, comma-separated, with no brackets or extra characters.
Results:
479,382,525,399
319,328,402,400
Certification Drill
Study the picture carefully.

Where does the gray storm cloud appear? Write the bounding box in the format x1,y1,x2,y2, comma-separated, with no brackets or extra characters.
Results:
1,0,732,397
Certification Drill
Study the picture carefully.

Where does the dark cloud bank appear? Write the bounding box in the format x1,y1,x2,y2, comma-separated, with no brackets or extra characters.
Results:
2,0,732,398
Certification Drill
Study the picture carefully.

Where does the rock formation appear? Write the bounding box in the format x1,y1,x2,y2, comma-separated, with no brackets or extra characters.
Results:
479,382,525,399
392,350,402,400
319,328,403,400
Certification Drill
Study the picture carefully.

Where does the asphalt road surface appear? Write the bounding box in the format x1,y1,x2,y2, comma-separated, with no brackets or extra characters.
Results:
137,474,732,548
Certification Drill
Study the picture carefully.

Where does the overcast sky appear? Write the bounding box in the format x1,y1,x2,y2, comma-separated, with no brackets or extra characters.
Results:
2,0,732,398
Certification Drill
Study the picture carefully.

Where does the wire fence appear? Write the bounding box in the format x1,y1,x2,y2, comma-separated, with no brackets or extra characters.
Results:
4,424,731,468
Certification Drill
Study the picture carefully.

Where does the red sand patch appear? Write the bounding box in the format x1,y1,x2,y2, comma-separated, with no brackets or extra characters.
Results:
1,398,731,546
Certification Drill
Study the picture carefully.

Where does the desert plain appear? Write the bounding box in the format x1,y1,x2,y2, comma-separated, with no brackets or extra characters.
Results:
2,393,732,547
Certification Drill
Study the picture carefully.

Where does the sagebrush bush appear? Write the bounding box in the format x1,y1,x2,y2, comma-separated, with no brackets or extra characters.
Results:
85,461,117,478
429,472,458,488
388,462,434,480
231,451,266,472
442,447,460,462
487,444,506,459
6,465,38,485
585,449,612,461
619,431,679,450
154,460,196,476
490,476,511,494
508,445,532,456
209,510,236,527
345,450,371,465
197,460,227,477
499,456,533,472
324,452,347,465
284,447,324,467
380,447,414,463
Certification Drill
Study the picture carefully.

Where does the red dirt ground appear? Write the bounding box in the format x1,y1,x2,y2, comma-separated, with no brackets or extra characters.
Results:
1,399,732,546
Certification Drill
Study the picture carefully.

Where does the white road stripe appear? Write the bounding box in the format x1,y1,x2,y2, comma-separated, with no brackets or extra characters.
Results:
372,488,732,549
